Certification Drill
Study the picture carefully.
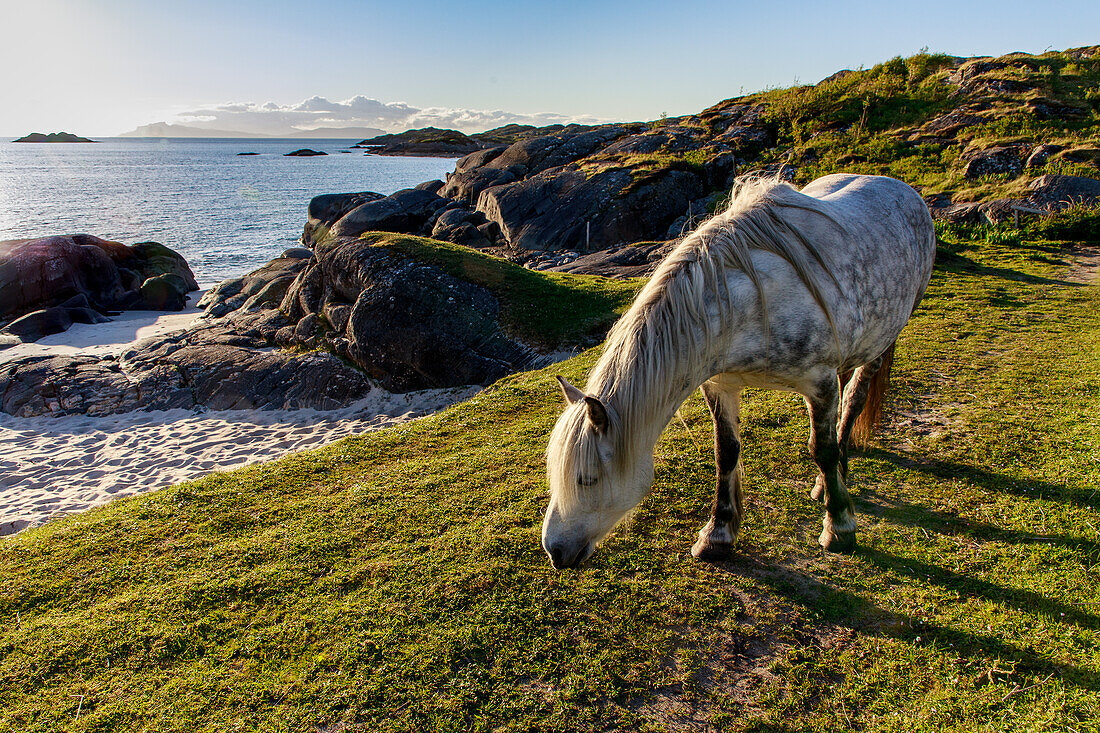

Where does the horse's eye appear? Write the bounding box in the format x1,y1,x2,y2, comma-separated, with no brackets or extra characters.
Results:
577,474,597,487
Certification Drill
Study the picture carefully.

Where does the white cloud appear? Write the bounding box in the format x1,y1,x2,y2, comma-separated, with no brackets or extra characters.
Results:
170,95,606,135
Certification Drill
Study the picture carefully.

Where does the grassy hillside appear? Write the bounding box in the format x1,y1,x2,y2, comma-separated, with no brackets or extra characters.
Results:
746,49,1100,199
1,229,1097,730
577,47,1099,212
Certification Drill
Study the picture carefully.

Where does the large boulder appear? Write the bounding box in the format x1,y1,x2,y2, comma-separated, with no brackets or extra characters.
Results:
329,189,450,240
275,237,538,391
303,191,384,247
1027,174,1100,212
0,235,198,328
477,166,706,252
198,255,312,317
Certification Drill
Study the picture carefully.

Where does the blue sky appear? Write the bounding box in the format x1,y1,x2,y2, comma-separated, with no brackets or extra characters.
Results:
1,0,1097,135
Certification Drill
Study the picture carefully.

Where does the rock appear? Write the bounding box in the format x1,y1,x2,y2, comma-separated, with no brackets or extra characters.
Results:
962,145,1024,178
414,179,445,194
0,313,378,417
477,166,705,252
198,255,311,318
66,306,111,325
1059,148,1100,166
280,247,314,259
1027,174,1100,212
285,149,327,157
237,152,259,156
1025,144,1064,169
329,189,449,239
440,166,520,206
0,234,197,328
918,108,986,138
268,236,541,391
137,273,190,311
122,242,199,292
13,131,95,143
430,207,492,248
546,241,675,278
0,308,73,342
303,191,385,247
1026,98,1088,120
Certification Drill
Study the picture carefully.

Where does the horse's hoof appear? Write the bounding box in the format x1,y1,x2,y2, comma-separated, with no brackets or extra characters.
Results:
819,529,856,553
691,537,734,561
810,475,826,502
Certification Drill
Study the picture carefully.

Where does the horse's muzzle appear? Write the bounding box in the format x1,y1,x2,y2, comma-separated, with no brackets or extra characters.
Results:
545,540,592,570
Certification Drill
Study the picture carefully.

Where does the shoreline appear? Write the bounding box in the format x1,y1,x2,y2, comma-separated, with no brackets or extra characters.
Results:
0,299,480,535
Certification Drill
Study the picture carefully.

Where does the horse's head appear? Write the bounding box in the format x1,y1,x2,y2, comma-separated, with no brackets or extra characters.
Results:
542,376,654,569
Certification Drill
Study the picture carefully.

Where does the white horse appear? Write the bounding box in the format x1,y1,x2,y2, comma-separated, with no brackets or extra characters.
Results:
543,174,935,569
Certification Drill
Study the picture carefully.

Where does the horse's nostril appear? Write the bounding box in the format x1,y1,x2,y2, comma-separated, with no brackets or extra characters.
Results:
547,544,566,569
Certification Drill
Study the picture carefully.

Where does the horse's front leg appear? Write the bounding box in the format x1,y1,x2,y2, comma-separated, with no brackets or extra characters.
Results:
807,376,857,553
691,383,743,560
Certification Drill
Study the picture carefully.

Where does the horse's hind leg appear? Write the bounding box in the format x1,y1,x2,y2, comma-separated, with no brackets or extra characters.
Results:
807,375,857,553
810,355,884,502
691,383,743,560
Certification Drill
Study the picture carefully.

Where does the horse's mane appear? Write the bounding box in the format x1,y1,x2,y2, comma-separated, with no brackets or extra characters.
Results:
589,175,845,434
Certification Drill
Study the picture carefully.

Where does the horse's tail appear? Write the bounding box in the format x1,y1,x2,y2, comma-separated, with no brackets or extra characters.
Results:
852,341,895,448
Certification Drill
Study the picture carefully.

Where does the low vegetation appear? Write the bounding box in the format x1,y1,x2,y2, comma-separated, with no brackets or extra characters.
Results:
1,226,1097,731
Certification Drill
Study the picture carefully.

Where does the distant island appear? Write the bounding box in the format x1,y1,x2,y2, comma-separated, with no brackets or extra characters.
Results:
13,132,96,143
354,124,569,157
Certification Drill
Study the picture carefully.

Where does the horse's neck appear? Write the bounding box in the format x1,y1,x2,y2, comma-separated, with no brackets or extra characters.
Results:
595,309,719,451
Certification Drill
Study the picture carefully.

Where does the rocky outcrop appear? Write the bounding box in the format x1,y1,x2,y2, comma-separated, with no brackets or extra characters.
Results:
285,149,326,157
198,253,313,317
0,235,198,336
275,236,539,391
478,166,707,252
311,119,739,256
0,310,377,417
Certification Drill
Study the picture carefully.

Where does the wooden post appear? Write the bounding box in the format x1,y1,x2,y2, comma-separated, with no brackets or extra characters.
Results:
585,221,590,252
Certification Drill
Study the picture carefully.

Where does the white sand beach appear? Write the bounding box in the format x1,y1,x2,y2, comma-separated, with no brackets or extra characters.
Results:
0,295,479,535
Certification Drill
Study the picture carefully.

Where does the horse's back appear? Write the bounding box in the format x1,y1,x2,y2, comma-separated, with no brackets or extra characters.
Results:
800,174,935,364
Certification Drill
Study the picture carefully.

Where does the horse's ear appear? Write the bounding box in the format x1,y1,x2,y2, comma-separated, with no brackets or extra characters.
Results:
584,396,609,433
556,375,586,404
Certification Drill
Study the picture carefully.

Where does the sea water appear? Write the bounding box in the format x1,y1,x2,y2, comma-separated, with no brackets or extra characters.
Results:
0,138,456,286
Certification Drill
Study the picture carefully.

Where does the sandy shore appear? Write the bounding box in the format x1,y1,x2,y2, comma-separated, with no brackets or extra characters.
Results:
0,292,207,365
0,296,480,535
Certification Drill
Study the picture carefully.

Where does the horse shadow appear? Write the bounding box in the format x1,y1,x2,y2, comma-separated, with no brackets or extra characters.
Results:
934,250,1086,288
705,546,1100,693
865,447,1099,511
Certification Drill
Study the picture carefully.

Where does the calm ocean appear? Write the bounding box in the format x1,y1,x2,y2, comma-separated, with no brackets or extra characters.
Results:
0,138,456,286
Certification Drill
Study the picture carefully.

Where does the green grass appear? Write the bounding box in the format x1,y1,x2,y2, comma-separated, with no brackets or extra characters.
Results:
1,235,1099,731
360,232,642,349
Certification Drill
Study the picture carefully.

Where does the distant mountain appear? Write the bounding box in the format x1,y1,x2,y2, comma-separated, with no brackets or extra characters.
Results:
119,122,385,139
118,123,259,138
13,131,96,143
